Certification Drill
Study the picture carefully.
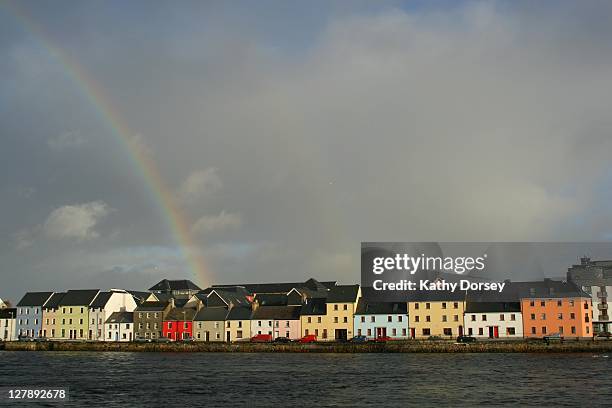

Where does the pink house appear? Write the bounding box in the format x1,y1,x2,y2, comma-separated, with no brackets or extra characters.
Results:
250,305,302,340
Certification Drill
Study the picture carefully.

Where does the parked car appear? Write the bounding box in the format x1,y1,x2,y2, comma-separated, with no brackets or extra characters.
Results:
543,333,564,343
34,337,49,342
251,334,273,342
179,337,195,343
298,334,317,343
596,331,612,338
349,335,368,343
155,337,172,343
374,336,392,342
274,337,292,343
134,337,152,343
456,335,477,344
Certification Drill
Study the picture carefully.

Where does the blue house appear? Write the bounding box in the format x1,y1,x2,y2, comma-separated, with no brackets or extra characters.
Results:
353,299,409,340
16,292,53,339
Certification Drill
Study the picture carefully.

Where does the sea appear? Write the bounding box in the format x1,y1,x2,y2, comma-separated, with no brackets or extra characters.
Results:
0,351,611,407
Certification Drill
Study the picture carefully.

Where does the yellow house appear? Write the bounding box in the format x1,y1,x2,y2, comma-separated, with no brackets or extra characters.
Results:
41,292,65,339
408,295,465,339
57,290,100,340
301,285,361,341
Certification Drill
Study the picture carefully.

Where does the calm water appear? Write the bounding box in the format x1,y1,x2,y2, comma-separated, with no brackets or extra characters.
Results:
0,351,611,407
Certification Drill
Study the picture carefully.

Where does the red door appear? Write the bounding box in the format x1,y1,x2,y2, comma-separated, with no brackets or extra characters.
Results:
493,326,499,338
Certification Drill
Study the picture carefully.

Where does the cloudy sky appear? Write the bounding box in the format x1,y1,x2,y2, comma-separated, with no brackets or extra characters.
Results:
1,0,612,300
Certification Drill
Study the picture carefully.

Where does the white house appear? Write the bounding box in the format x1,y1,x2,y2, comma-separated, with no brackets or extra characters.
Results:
0,308,17,341
354,300,410,339
464,302,523,339
89,289,138,341
104,311,134,342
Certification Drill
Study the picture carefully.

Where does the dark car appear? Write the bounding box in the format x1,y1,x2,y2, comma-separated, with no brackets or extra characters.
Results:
543,333,564,343
456,335,477,344
134,337,152,343
155,337,172,343
349,335,368,343
427,335,443,341
274,337,292,343
596,331,612,338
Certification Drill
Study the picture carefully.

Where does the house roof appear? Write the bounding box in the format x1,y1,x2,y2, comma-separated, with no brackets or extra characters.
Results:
354,299,407,315
194,307,228,321
300,298,327,315
105,311,134,324
127,290,150,303
43,292,65,309
252,305,302,320
164,308,197,321
512,280,590,299
207,288,251,307
254,293,288,306
226,306,252,320
135,301,169,311
149,279,201,292
465,302,521,313
17,292,54,307
59,290,100,306
90,291,113,309
212,278,335,296
0,308,17,319
327,285,360,303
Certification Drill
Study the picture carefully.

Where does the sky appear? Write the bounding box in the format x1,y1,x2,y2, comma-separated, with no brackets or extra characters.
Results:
1,0,612,300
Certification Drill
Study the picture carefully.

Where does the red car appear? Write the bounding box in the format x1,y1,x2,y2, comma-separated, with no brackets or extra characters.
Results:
374,336,392,342
298,334,317,343
251,334,273,342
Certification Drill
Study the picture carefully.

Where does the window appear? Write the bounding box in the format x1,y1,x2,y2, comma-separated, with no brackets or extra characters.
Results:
559,326,564,334
308,317,312,323
392,328,397,336
334,305,338,311
584,301,589,309
80,308,83,313
443,328,452,336
482,315,487,321
507,327,516,335
540,313,546,320
571,326,576,334
414,303,419,310
402,329,407,336
237,330,243,339
315,329,319,336
531,327,536,334
388,316,392,322
268,321,272,327
569,299,574,307
500,314,505,321
453,302,458,309
529,300,534,306
453,315,458,322
557,300,562,307
425,303,430,310
478,328,483,335
238,321,242,328
184,322,189,329
442,303,447,309
442,315,447,322
540,301,545,307
168,322,172,329
471,315,476,321
570,313,575,320
305,329,309,336
422,328,430,336
542,327,547,334
398,316,403,322
367,329,372,336
138,313,142,318
414,316,420,322
258,321,262,327
69,308,73,313
323,329,328,339
215,322,219,329
227,321,231,328
317,317,321,323
468,328,473,335
510,314,516,321
216,333,220,339
426,315,431,322
334,317,338,323
343,317,348,323
371,316,375,323
343,304,348,311
557,313,563,320
357,329,362,336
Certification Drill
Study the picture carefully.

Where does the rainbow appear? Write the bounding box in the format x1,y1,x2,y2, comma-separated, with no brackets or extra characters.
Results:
3,2,211,286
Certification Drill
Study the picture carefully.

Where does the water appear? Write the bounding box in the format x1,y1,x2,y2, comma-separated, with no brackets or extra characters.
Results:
0,352,611,407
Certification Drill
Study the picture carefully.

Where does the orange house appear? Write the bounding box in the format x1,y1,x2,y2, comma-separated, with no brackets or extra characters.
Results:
519,280,593,338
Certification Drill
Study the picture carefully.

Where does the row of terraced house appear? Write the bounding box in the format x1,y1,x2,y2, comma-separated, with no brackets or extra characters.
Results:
1,257,611,342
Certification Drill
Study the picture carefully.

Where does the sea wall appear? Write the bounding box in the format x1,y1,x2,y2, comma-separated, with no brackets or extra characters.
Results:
2,340,612,353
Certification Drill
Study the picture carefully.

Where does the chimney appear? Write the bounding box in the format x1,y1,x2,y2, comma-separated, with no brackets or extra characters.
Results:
252,299,260,312
169,298,175,308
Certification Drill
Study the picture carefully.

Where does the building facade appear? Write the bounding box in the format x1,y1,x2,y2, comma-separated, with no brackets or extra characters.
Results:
354,300,409,339
133,301,172,340
408,296,465,339
16,292,53,339
464,302,523,338
104,311,134,342
56,290,100,340
89,290,138,341
225,306,251,342
41,292,65,339
162,308,196,341
0,308,17,341
193,307,227,342
250,305,302,340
